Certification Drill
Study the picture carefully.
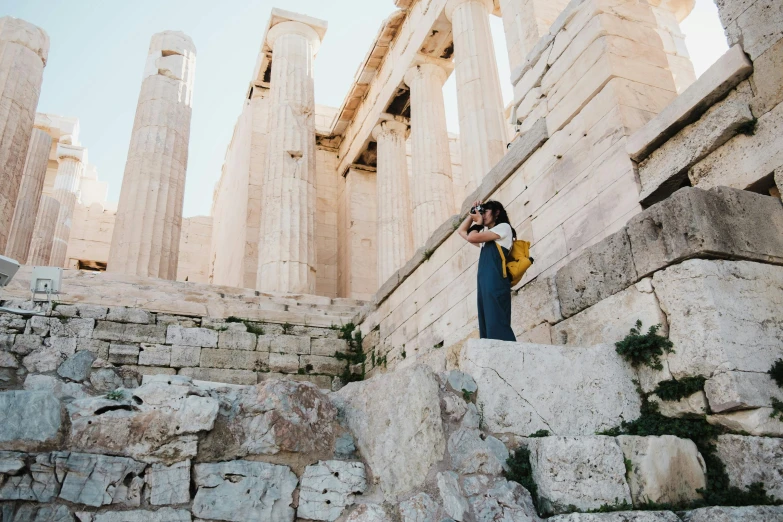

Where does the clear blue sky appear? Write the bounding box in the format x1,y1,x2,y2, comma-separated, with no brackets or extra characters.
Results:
4,0,726,218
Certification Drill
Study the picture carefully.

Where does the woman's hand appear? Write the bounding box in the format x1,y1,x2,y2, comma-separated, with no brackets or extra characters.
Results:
471,200,484,224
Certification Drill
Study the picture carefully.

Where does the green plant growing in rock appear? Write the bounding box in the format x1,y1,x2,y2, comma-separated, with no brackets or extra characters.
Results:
225,316,265,335
423,249,433,261
506,447,540,513
528,429,549,438
653,376,706,402
615,320,674,370
462,389,474,403
433,341,444,349
770,398,783,422
334,323,365,383
106,389,125,401
401,350,406,359
769,359,783,388
281,322,293,334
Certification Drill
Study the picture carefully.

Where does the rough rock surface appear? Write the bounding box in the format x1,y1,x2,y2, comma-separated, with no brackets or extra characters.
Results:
0,452,60,502
680,505,783,521
24,374,90,401
67,380,218,462
344,504,394,522
529,437,632,515
715,435,783,499
199,379,338,460
298,460,367,521
448,428,504,475
335,365,446,499
146,459,190,505
460,340,641,436
0,391,62,451
57,350,96,382
616,435,706,505
707,408,783,436
58,452,146,507
192,460,297,521
704,371,783,413
437,471,468,520
468,478,540,522
399,492,440,521
2,504,74,522
77,508,191,522
649,391,707,419
549,513,681,521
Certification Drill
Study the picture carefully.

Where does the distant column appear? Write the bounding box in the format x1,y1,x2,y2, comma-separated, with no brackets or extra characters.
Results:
108,31,196,279
256,19,326,294
0,17,49,253
373,118,414,283
5,128,53,262
28,195,60,266
404,58,456,247
446,0,507,191
50,143,86,268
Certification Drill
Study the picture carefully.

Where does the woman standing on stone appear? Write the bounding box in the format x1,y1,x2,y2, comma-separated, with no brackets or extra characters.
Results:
457,200,517,342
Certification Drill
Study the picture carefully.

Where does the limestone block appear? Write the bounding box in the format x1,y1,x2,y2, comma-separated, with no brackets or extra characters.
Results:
57,350,96,382
0,350,17,368
629,188,783,278
198,379,338,460
345,504,394,522
550,513,681,521
192,460,297,521
715,435,783,499
335,365,446,499
106,307,152,324
166,326,217,348
217,329,256,351
680,506,783,522
510,274,562,337
3,504,74,522
299,460,367,521
705,371,783,413
269,352,299,373
616,435,706,506
555,229,637,318
689,99,783,190
108,343,139,365
0,451,59,502
461,340,640,436
73,305,108,319
469,477,540,521
638,95,754,204
169,345,200,368
270,334,310,354
11,334,44,355
301,355,343,375
94,322,167,344
719,0,782,60
200,348,267,371
79,508,191,522
311,337,348,356
529,436,632,515
68,380,218,462
627,45,752,162
553,278,665,346
178,367,256,385
448,427,504,475
436,471,468,520
398,492,440,521
58,452,146,507
139,345,172,366
707,408,783,436
156,315,198,328
750,37,783,117
76,339,109,360
146,459,190,506
23,337,77,373
89,368,130,393
652,260,783,380
24,374,89,401
649,391,707,418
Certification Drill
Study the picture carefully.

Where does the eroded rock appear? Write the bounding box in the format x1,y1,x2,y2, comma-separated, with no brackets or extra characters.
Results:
0,391,62,451
58,452,146,507
146,459,190,506
715,435,783,499
399,492,440,522
680,505,783,521
298,460,367,521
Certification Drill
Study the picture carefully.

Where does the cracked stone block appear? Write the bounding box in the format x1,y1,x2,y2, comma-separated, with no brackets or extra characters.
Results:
299,460,367,521
23,337,77,373
50,318,94,338
192,460,297,521
437,471,468,521
169,345,200,368
57,350,96,382
344,504,394,522
107,307,152,324
715,435,783,499
460,340,641,436
649,391,707,419
58,452,146,507
549,513,681,521
146,459,190,505
77,508,191,522
270,334,310,355
11,334,44,355
680,505,783,521
166,326,217,348
529,436,632,515
0,351,18,368
0,452,60,502
200,348,268,371
108,343,139,364
510,274,562,337
24,374,90,401
0,391,62,451
617,435,706,506
446,370,477,395
469,478,540,522
704,371,783,413
76,339,109,360
74,304,108,319
5,504,74,522
707,408,783,436
311,337,348,356
399,492,440,522
93,322,167,344
448,428,504,475
218,329,257,351
139,345,171,366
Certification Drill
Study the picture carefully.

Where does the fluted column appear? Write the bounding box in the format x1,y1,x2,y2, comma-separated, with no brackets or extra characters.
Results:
446,0,507,191
5,128,53,261
256,20,325,294
28,195,59,266
108,31,196,280
50,143,86,268
373,118,414,283
0,17,49,253
404,58,456,248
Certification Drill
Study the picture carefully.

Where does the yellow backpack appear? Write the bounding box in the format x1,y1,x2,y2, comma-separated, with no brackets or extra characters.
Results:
495,239,533,286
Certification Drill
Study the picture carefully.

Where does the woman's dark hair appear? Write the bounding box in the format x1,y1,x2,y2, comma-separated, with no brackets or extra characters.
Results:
482,200,517,240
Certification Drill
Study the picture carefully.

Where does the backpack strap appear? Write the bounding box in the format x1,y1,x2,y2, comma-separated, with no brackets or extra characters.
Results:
494,242,508,279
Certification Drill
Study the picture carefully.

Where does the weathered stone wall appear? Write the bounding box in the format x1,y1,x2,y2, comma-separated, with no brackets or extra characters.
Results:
175,216,212,284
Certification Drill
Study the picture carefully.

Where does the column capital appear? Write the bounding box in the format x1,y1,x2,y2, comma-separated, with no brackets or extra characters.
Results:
149,30,196,56
404,56,454,87
372,115,410,141
56,143,87,164
445,0,494,21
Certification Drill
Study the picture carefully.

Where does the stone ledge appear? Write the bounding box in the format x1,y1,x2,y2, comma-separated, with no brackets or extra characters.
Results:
627,45,753,163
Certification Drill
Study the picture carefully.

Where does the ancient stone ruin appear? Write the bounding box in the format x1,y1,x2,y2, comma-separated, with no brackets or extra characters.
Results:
1,0,783,520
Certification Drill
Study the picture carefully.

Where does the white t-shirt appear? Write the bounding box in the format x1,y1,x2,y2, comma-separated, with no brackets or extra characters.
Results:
481,223,513,251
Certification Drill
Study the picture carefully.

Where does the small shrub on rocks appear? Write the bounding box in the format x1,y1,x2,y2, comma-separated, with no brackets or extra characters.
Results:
506,446,539,512
615,320,674,370
653,376,706,402
769,359,783,388
334,323,365,383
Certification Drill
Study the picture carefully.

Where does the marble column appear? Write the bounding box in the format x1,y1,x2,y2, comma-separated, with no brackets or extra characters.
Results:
500,0,570,71
404,58,456,248
0,17,49,254
5,128,53,261
256,20,325,294
446,0,508,191
108,31,196,280
372,117,414,283
50,143,86,268
28,195,59,266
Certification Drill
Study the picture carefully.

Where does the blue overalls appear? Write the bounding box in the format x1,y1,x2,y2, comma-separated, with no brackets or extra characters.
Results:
477,241,517,341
